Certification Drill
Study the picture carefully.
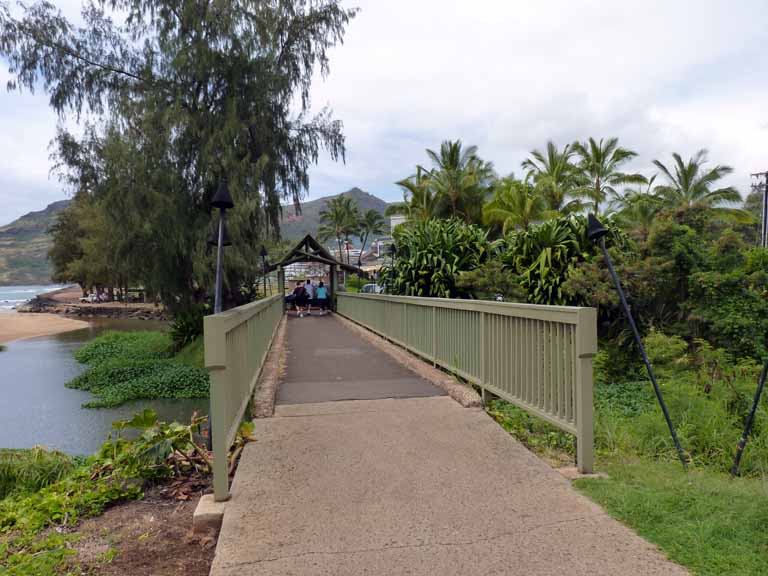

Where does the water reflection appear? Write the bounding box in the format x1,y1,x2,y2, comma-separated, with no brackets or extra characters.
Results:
0,319,208,455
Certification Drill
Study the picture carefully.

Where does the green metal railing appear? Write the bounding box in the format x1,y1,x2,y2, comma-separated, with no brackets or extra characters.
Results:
204,294,283,500
337,293,597,472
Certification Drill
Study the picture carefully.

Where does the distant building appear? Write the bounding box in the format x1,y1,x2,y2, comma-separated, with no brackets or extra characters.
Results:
390,215,406,229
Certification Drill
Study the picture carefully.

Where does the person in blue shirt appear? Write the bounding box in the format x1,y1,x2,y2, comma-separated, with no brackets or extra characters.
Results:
316,281,329,314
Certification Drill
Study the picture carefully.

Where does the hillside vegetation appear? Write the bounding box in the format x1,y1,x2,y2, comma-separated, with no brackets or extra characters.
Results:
0,189,389,288
0,200,70,285
280,187,389,244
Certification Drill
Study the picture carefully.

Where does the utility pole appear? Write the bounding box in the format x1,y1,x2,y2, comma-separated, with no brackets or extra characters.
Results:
751,171,768,248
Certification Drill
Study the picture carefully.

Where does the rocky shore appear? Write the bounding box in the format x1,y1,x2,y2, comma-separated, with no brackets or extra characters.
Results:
17,294,168,321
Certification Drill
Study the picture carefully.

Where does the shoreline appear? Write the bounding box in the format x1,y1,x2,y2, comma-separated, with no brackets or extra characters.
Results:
18,286,168,321
0,313,90,345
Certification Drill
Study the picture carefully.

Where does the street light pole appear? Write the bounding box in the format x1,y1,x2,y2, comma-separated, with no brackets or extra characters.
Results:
731,358,768,476
210,179,234,313
587,214,688,471
214,212,226,314
207,178,234,452
260,245,269,297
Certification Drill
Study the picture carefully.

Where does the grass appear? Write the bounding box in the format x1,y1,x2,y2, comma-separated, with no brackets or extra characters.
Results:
574,459,768,575
173,336,204,369
0,448,74,500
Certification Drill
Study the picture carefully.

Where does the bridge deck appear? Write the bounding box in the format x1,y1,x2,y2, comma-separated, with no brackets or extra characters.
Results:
211,315,685,576
277,314,445,404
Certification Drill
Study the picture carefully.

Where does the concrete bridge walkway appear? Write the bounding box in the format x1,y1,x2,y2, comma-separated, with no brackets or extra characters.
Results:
210,314,685,575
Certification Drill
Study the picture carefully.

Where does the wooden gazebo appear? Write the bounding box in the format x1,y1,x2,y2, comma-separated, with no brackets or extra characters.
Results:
268,234,367,309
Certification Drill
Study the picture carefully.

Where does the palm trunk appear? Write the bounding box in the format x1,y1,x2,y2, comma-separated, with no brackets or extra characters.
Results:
358,233,368,268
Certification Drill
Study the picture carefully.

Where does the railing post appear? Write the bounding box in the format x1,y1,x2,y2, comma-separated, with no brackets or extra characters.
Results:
210,366,230,501
575,307,597,474
431,304,437,365
204,314,231,501
480,311,486,387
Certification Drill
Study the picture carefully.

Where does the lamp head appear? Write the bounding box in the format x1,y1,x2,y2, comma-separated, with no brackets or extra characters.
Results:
587,213,608,242
211,178,234,210
260,245,268,259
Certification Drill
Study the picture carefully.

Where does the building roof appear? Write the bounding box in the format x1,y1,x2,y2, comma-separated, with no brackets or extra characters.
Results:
268,234,367,275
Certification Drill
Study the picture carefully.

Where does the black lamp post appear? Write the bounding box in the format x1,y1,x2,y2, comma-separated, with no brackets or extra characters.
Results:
260,245,269,296
587,213,688,470
731,359,768,476
210,178,234,314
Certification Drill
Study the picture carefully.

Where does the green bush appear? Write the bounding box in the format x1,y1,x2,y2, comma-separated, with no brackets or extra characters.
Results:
0,410,212,574
169,306,205,351
75,331,171,366
67,358,209,408
455,261,525,301
486,399,574,459
503,214,630,305
69,330,209,408
381,218,492,298
173,336,205,369
592,333,768,475
0,449,74,500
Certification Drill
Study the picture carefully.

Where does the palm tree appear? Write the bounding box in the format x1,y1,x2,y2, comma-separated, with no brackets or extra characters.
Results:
385,166,439,221
521,141,582,213
425,140,495,223
572,137,646,214
318,195,360,262
356,209,386,267
483,178,549,234
611,176,661,241
652,150,751,223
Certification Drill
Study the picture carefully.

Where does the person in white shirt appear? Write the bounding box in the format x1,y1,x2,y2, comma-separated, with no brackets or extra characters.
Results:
304,279,315,314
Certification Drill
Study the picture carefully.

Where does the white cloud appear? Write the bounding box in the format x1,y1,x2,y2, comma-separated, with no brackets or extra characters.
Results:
306,0,768,201
2,0,767,223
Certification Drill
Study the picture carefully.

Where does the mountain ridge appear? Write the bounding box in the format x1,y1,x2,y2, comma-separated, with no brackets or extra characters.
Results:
279,187,391,243
0,199,71,285
0,188,391,285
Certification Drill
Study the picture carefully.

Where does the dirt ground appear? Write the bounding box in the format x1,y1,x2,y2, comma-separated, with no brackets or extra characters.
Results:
68,489,217,576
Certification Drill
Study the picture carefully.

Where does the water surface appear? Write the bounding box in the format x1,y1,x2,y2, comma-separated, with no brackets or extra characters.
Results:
0,284,68,311
0,318,207,455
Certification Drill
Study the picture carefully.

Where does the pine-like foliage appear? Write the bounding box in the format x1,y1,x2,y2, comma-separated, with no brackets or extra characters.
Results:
1,0,356,306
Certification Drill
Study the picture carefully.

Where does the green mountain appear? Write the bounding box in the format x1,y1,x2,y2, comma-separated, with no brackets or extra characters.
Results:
0,188,389,285
0,200,70,285
280,187,391,244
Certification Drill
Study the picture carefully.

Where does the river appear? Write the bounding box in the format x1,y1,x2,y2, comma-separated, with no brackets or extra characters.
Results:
0,317,208,455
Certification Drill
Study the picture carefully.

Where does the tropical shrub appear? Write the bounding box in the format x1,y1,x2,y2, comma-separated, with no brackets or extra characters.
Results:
75,331,171,365
67,359,209,408
593,332,768,475
688,270,768,359
502,214,629,305
70,330,209,407
381,218,493,298
455,261,525,301
169,306,205,351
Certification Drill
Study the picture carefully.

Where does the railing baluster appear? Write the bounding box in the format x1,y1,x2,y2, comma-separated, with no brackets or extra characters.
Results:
334,293,596,472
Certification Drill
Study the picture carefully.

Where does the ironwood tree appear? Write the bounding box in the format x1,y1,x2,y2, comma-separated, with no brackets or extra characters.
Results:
0,0,356,306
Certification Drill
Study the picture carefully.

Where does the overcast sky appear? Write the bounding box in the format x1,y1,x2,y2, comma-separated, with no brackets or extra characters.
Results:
2,0,767,225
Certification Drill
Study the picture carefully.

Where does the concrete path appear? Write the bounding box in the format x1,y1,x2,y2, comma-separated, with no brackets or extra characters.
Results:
211,317,685,576
277,314,445,405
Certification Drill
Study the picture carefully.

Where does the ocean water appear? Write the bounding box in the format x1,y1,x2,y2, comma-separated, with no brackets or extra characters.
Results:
0,284,68,312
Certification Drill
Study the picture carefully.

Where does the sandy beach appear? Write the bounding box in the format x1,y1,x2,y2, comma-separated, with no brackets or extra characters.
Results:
0,313,89,345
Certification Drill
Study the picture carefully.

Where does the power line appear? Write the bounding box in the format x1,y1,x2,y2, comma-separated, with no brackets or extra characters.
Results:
751,171,768,248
